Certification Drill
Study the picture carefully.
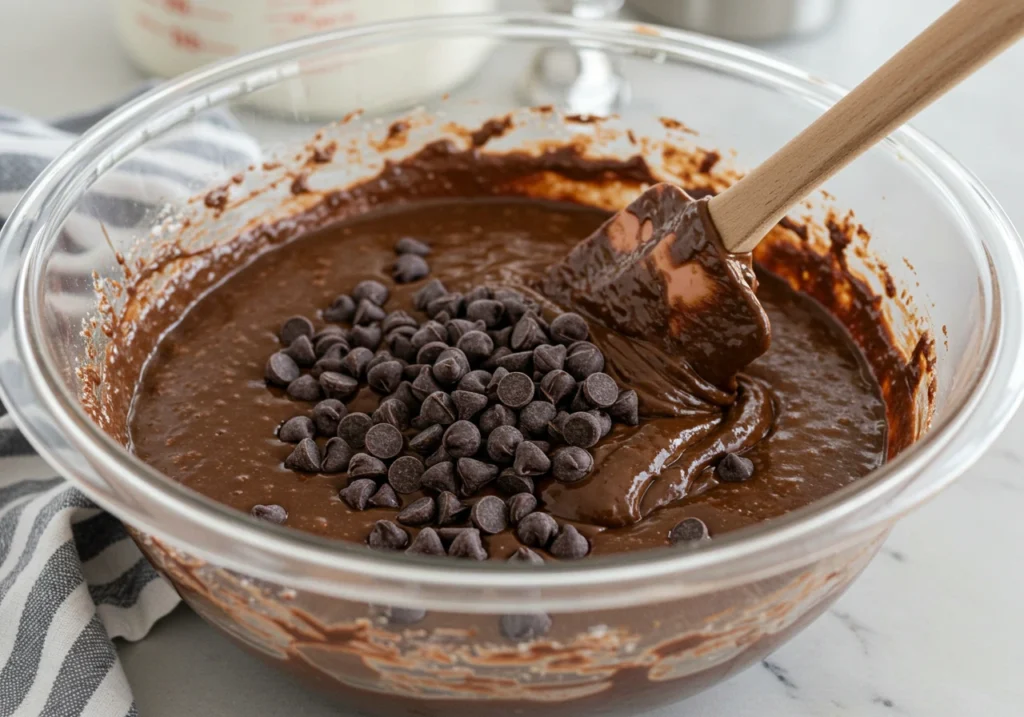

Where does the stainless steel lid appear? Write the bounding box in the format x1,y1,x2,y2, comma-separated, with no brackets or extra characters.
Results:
628,0,841,41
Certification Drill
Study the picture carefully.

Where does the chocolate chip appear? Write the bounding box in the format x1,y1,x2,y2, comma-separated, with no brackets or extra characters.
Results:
448,528,488,560
409,425,444,455
513,441,551,476
314,324,345,341
413,278,447,311
716,453,755,483
362,360,400,395
518,401,557,437
425,445,451,468
353,279,389,306
397,496,436,526
393,254,430,283
563,412,602,448
412,321,448,350
354,298,387,326
565,341,605,379
458,369,492,394
547,411,569,441
385,381,418,411
539,370,576,405
436,491,467,525
581,373,619,409
286,375,322,402
497,372,535,409
319,371,359,401
322,437,354,473
569,385,591,413
369,604,426,625
443,420,481,458
365,423,403,459
465,286,492,303
493,287,524,302
466,299,505,328
449,390,487,421
550,312,589,345
367,349,396,372
373,398,411,430
341,346,373,379
349,453,388,480
350,324,382,350
515,512,558,548
495,351,533,373
382,310,419,334
511,316,547,351
315,334,348,359
388,335,417,363
479,404,518,436
368,520,409,550
395,236,431,256
609,389,639,426
420,391,457,426
436,527,470,545
482,346,511,370
433,310,452,324
668,517,709,544
411,365,442,401
507,493,537,525
446,319,483,344
421,461,457,493
251,504,288,524
426,292,463,319
369,483,401,509
487,425,524,463
340,478,377,510
551,446,593,483
386,455,423,494
456,331,494,365
489,326,512,349
284,438,320,472
549,525,590,559
532,344,565,374
501,298,529,323
500,613,551,641
529,439,551,454
266,352,300,387
507,547,544,565
471,495,508,534
416,340,449,365
404,363,428,380
433,348,470,385
590,409,612,437
280,315,314,344
279,416,315,443
311,357,344,379
485,367,509,400
324,294,355,323
285,335,317,367
406,527,445,556
497,469,534,496
457,458,499,496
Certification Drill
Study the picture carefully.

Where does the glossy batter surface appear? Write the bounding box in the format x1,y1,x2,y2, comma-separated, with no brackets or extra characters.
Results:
129,198,886,556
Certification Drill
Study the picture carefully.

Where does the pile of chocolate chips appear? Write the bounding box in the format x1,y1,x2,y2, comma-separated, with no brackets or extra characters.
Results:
257,238,644,562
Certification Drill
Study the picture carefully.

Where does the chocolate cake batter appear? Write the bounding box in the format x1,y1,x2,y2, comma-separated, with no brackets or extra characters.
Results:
129,195,887,557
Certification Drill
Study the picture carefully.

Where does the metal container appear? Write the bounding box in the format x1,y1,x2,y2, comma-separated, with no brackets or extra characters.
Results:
628,0,841,41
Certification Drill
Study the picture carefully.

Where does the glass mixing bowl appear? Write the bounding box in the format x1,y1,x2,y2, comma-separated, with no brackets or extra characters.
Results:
1,13,1023,716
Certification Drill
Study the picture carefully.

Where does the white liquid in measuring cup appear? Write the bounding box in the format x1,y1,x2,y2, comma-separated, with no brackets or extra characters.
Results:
115,0,497,116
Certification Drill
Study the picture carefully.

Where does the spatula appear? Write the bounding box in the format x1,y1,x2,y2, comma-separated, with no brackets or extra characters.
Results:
545,0,1024,388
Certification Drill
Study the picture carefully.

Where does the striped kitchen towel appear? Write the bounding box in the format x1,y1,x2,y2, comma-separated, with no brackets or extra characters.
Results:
0,88,261,716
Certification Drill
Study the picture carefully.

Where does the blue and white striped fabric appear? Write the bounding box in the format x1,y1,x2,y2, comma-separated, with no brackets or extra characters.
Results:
0,88,261,716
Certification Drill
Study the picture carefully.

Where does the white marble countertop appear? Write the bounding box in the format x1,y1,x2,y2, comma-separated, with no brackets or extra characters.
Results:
2,0,1021,714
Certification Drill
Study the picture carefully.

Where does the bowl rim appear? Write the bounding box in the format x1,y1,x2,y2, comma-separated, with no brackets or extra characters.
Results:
2,12,1023,609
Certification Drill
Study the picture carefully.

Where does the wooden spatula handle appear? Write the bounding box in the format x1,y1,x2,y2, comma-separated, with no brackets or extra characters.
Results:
709,0,1024,254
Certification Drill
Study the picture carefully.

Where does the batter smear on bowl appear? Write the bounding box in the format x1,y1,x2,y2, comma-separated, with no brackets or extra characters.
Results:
124,123,925,562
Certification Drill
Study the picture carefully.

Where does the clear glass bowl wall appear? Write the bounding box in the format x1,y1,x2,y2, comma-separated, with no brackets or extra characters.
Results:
1,14,1021,716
